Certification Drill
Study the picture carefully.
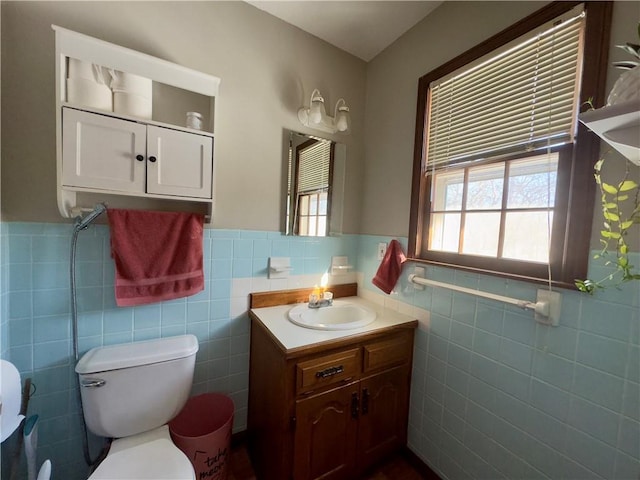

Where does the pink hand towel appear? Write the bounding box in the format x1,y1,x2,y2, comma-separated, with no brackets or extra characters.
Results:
372,239,406,294
107,209,204,307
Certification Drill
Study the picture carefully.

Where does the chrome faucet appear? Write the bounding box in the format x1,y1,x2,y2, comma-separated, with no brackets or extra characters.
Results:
308,292,333,309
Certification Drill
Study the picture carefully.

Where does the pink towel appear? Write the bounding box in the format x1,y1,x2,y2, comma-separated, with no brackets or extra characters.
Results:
372,239,406,294
107,209,204,307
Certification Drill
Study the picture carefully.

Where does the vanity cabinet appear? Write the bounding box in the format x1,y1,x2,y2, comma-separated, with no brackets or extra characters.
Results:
248,305,416,480
293,364,410,480
62,107,213,199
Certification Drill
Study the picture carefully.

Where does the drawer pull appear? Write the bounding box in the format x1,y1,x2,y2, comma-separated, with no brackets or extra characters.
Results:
315,365,344,379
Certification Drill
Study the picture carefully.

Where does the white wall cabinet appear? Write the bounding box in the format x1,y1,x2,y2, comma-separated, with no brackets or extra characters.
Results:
62,108,213,199
54,25,220,221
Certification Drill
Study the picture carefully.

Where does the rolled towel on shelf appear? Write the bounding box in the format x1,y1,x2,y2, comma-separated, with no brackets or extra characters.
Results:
66,77,113,111
66,58,113,111
108,69,153,118
112,91,152,119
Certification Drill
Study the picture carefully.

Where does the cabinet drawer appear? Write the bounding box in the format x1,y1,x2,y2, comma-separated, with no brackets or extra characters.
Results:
296,348,361,394
363,334,412,373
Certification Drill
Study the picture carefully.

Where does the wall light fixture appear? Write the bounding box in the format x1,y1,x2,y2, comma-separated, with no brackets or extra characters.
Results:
298,88,350,134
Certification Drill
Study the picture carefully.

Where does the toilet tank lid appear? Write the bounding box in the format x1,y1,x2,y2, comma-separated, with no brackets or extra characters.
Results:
75,335,199,374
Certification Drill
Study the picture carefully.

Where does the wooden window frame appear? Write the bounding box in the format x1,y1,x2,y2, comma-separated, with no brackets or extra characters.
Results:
408,1,612,289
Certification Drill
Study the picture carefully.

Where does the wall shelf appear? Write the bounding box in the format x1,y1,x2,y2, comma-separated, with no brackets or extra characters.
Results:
62,103,215,138
579,99,640,166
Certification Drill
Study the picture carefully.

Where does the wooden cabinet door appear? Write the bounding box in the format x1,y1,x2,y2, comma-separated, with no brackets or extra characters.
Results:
293,382,359,480
357,365,410,471
62,108,146,193
146,125,213,199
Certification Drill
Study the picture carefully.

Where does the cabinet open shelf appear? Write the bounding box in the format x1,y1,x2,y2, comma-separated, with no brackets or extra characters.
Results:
61,103,215,138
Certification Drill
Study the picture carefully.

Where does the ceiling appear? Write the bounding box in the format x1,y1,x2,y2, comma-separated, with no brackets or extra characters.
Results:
246,1,443,62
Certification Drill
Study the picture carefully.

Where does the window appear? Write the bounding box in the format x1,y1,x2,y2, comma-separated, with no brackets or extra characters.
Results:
430,152,558,262
409,2,612,288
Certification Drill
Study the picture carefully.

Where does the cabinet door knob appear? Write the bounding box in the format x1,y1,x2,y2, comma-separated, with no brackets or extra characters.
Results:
135,154,144,162
148,156,157,163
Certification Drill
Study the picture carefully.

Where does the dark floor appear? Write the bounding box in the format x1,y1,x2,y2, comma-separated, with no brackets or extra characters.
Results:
227,445,427,480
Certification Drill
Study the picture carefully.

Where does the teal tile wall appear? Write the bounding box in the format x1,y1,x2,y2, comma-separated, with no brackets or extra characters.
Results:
3,224,638,480
2,222,357,480
358,235,640,480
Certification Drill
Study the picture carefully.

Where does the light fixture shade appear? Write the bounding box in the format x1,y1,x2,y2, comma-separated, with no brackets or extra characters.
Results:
299,89,351,134
336,105,350,132
309,92,325,124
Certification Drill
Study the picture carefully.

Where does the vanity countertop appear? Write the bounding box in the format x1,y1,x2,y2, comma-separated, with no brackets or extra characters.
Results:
249,296,417,354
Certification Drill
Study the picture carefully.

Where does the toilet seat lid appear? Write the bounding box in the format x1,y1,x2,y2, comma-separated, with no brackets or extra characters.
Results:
89,429,194,480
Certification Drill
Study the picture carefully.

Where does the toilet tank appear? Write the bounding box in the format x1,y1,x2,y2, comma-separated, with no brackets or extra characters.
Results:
75,335,199,438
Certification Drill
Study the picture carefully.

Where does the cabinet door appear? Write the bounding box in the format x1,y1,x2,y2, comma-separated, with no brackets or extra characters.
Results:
62,108,146,193
357,365,410,471
293,382,359,480
146,125,213,199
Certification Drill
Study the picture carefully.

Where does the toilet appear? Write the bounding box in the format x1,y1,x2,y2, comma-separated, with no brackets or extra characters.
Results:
75,335,199,479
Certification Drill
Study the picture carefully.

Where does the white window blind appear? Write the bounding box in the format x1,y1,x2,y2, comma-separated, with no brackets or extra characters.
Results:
426,7,585,169
298,140,331,192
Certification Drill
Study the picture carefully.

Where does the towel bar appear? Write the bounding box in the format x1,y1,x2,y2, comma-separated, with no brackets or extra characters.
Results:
69,205,211,223
408,272,561,326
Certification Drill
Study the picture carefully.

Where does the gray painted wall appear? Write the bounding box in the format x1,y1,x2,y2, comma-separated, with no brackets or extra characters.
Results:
1,1,366,233
361,0,640,252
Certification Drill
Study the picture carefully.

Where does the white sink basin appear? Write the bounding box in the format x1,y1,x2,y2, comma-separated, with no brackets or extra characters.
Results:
288,300,377,330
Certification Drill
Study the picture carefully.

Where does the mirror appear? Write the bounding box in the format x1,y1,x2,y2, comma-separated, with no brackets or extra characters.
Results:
285,130,346,236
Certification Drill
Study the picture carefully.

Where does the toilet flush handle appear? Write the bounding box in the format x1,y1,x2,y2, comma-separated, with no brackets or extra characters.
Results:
80,378,106,388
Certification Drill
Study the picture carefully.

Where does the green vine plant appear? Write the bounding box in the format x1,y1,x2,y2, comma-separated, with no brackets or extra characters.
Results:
575,27,640,294
575,152,640,294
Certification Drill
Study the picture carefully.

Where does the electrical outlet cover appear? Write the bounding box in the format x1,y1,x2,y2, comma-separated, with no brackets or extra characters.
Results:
377,243,387,260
